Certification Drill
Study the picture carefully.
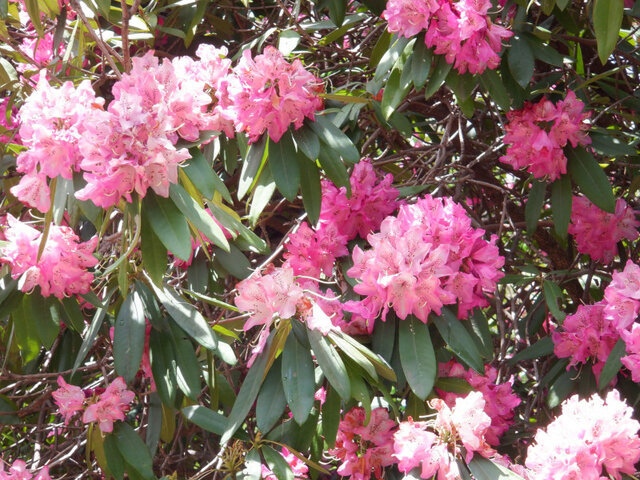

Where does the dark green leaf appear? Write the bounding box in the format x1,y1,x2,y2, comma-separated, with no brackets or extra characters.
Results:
590,132,638,156
308,329,350,400
256,358,287,433
525,180,546,235
348,372,371,423
262,445,294,480
150,328,178,406
424,55,452,100
143,192,192,262
567,147,616,213
543,280,566,322
371,317,395,363
248,164,276,227
508,337,555,364
433,308,485,373
551,175,572,240
145,393,163,457
410,39,431,89
468,309,494,359
294,126,320,161
169,322,203,401
282,334,316,425
507,35,534,88
0,395,19,425
468,455,526,480
599,338,626,389
73,290,114,373
183,148,231,202
309,116,360,164
593,0,623,64
103,435,125,480
182,405,248,440
398,317,436,400
114,290,146,383
435,377,472,394
322,386,341,449
269,133,300,201
298,155,322,226
112,423,155,480
317,144,350,195
140,214,167,286
479,69,511,111
328,331,377,381
238,135,268,200
214,244,252,280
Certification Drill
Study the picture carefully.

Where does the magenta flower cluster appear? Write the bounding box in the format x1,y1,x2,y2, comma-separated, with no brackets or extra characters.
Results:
345,194,504,332
0,215,98,299
568,196,639,264
500,91,591,181
0,460,50,480
382,0,513,74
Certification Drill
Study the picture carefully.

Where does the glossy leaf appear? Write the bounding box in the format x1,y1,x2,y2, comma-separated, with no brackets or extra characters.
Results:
593,0,623,64
550,175,572,240
257,358,287,433
269,133,300,201
308,329,351,400
398,317,436,401
525,180,546,235
282,334,316,425
143,192,192,262
112,423,155,480
433,308,485,373
567,147,616,213
140,214,167,286
508,35,534,88
114,290,146,383
599,338,626,389
309,116,360,164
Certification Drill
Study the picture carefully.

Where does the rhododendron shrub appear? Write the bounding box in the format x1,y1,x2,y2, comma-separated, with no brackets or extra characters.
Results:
1,0,640,479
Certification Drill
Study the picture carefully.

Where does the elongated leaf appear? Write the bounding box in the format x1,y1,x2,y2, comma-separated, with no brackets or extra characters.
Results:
308,329,350,400
508,337,554,364
182,405,248,440
282,334,316,425
112,423,155,480
593,0,623,64
297,155,322,226
60,297,86,333
317,145,350,195
508,35,534,88
169,183,230,251
73,290,114,373
114,290,146,383
371,317,395,363
214,244,252,280
398,317,436,400
104,435,125,480
322,386,341,449
551,175,572,240
309,116,360,164
183,148,231,202
263,445,294,480
411,39,431,89
269,134,300,201
525,180,546,235
468,309,493,359
599,338,626,389
567,147,616,213
294,126,320,161
382,64,410,119
468,455,526,480
238,136,268,200
348,372,371,423
169,322,203,401
256,358,287,433
147,280,219,352
248,163,277,227
143,193,192,262
140,214,167,286
543,280,566,322
424,55,451,100
328,332,377,381
150,328,178,406
480,69,510,111
433,309,484,373
331,330,395,381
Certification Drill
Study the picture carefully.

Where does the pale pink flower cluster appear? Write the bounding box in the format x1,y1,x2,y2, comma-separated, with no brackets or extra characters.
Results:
500,91,591,181
17,31,65,79
553,260,640,382
382,0,513,74
526,390,640,480
261,447,308,480
437,360,520,445
568,196,639,264
0,460,50,480
52,376,135,433
344,195,504,332
393,392,494,480
11,75,103,212
225,46,323,143
0,97,19,144
329,407,396,480
0,215,98,299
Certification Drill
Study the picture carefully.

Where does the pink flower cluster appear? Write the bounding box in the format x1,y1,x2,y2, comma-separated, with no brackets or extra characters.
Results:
0,215,98,299
52,376,135,433
553,260,640,382
225,46,323,143
329,407,396,480
437,360,520,445
283,159,399,279
382,0,513,74
0,460,50,480
568,196,639,264
345,194,504,332
11,75,103,212
525,390,640,480
261,447,308,480
500,91,591,181
394,392,494,480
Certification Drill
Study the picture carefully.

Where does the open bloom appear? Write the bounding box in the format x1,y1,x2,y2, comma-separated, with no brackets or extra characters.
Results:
0,460,51,480
82,377,135,433
52,376,85,424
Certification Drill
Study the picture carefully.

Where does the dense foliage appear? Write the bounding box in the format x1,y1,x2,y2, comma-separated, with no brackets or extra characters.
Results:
0,0,640,479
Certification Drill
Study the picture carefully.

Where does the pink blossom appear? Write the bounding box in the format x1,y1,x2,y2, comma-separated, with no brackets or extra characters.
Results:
526,390,640,480
224,46,324,143
0,461,51,480
82,377,135,433
568,196,639,264
283,222,348,278
0,215,98,299
260,447,308,480
329,407,396,480
51,376,85,424
382,0,440,38
603,259,640,330
501,91,591,181
344,195,504,332
621,324,640,382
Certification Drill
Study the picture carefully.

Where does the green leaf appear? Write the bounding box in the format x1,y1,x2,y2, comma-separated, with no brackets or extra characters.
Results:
112,423,156,480
599,338,626,389
328,331,378,381
140,214,167,286
468,309,494,359
238,135,268,200
182,405,248,440
278,29,301,56
220,334,271,444
293,126,320,161
593,0,623,64
398,317,436,400
317,144,350,195
371,317,395,362
150,328,178,406
298,155,322,226
321,386,341,449
24,0,43,35
567,147,616,213
348,372,371,423
508,35,534,88
435,377,472,394
309,116,360,164
0,395,19,425
525,180,546,235
59,297,86,333
508,337,555,364
269,133,300,201
114,290,146,383
169,322,203,401
146,280,219,352
424,55,452,100
468,455,526,480
543,280,566,322
308,328,351,400
262,446,294,480
382,43,413,120
433,308,485,373
410,39,431,89
551,175,572,240
103,435,125,480
256,358,287,433
183,148,230,202
479,69,511,111
73,290,114,373
143,192,192,262
248,164,276,227
282,334,316,425
214,244,252,280
590,132,638,157
11,298,40,363
169,183,230,251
